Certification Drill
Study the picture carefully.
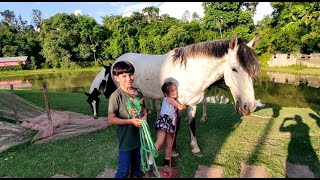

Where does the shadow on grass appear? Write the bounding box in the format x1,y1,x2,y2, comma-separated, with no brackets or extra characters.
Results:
244,105,281,165
280,115,319,177
309,113,320,128
164,103,243,177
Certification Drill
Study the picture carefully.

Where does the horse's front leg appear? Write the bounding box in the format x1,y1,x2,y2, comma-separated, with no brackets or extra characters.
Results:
187,105,202,157
200,97,207,123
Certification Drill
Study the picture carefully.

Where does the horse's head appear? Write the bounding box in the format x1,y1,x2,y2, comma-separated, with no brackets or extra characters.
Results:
224,34,260,116
85,88,101,119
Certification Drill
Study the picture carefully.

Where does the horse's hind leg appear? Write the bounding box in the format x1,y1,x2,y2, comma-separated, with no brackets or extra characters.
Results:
145,97,153,114
154,99,161,117
187,105,202,156
200,97,207,123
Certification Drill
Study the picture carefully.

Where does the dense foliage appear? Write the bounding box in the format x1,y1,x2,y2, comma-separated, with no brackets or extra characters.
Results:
0,2,319,69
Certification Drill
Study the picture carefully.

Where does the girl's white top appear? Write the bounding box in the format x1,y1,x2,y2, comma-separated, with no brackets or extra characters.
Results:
159,97,177,125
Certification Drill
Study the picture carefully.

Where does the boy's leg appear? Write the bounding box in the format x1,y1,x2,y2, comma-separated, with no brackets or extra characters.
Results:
115,150,131,178
130,147,141,178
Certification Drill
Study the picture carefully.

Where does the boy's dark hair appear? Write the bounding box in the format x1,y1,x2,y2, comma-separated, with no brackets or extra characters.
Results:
161,81,175,95
112,61,135,76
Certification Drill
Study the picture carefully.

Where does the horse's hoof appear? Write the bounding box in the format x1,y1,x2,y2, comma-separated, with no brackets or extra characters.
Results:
193,152,203,157
200,118,206,123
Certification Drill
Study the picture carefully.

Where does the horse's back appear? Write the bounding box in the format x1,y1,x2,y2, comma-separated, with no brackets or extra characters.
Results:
113,53,169,99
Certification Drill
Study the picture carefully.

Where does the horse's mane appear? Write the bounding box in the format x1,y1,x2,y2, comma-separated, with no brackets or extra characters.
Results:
171,39,261,80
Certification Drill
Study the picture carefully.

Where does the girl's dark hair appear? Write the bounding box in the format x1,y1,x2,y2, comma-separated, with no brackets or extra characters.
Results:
161,81,175,95
112,61,135,76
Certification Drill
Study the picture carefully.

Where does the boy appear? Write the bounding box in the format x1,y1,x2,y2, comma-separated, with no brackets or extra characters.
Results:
108,61,147,178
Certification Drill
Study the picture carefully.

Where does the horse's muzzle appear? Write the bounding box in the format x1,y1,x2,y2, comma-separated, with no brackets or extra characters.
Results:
235,100,254,116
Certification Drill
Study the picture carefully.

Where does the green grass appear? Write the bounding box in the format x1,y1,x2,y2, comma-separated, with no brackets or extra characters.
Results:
1,90,319,178
262,66,320,76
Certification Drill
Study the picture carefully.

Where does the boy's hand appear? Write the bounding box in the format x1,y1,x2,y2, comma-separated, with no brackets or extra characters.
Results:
132,118,142,128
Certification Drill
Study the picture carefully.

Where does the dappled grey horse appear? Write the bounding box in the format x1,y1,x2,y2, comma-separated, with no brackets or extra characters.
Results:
104,34,261,156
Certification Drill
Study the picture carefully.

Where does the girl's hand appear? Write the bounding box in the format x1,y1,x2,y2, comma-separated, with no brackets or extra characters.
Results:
167,97,187,111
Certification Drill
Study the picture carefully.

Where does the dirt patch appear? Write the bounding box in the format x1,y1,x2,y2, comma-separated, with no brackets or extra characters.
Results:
49,174,72,178
96,167,117,178
284,161,315,178
194,165,223,178
239,162,268,178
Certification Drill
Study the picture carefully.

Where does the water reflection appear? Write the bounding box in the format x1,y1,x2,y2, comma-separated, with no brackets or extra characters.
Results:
267,72,320,88
0,71,97,92
0,71,319,110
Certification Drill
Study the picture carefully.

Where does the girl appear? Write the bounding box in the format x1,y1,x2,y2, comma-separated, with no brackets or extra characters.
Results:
147,81,187,172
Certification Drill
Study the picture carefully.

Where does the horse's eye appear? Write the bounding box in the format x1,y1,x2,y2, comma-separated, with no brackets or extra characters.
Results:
232,68,238,72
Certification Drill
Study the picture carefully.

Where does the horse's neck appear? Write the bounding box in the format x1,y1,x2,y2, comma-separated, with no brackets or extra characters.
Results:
200,59,225,91
89,69,106,93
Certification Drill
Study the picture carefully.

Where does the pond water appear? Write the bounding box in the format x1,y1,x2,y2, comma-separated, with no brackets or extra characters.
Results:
0,70,319,110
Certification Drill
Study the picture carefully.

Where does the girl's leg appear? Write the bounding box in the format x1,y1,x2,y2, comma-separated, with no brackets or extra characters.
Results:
155,130,166,150
164,132,173,160
115,150,131,178
148,130,166,162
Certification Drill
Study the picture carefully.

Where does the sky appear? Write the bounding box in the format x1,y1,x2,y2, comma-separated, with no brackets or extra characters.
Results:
0,2,273,25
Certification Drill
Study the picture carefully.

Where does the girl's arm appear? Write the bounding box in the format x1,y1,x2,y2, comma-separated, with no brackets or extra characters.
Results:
167,97,187,111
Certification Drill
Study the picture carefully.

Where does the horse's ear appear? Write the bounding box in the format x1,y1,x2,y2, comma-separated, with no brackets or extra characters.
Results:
229,35,238,50
247,33,260,50
103,64,111,72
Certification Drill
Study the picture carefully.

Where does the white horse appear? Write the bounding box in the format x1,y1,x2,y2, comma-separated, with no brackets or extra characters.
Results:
105,34,261,156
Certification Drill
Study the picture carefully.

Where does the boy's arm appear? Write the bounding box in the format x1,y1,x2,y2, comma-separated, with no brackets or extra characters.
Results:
167,97,187,111
108,113,142,128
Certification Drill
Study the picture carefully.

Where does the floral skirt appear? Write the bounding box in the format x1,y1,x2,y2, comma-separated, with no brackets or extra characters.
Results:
155,114,174,134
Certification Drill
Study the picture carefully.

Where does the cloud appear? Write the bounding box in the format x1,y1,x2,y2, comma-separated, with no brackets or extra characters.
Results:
118,2,160,14
122,11,133,17
253,2,273,24
118,2,204,20
158,2,204,20
74,9,81,16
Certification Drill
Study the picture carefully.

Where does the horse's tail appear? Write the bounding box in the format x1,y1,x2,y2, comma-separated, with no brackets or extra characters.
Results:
103,64,117,98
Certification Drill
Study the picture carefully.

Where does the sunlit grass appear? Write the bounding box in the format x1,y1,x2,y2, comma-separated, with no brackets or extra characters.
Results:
262,66,320,76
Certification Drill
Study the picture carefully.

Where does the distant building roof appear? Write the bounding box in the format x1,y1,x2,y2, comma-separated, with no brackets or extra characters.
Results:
0,56,28,63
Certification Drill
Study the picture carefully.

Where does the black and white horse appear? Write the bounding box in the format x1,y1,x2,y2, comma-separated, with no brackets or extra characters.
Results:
85,65,116,119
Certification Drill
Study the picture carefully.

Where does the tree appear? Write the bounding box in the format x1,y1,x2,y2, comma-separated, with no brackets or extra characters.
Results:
40,13,80,68
32,9,43,30
202,2,257,32
191,12,200,22
270,2,320,53
0,10,17,26
142,6,160,23
182,10,190,22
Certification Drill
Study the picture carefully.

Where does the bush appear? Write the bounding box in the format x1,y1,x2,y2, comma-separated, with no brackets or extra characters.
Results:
0,65,23,71
258,53,271,67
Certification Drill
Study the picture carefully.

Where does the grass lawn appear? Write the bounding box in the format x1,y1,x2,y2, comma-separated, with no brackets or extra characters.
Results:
0,90,319,178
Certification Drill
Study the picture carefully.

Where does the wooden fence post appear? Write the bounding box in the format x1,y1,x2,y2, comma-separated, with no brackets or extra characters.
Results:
43,82,53,136
10,84,18,124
